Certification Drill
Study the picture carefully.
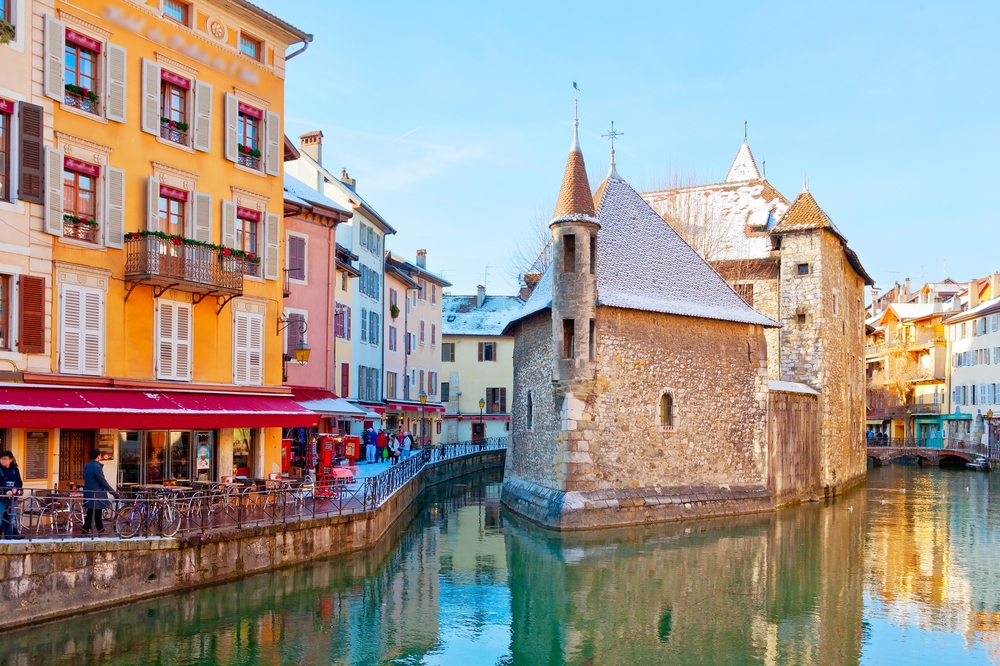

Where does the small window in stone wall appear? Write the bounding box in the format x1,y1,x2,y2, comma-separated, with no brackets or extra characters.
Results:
797,263,810,275
563,234,576,273
659,392,675,430
797,312,807,325
526,390,533,431
735,283,754,308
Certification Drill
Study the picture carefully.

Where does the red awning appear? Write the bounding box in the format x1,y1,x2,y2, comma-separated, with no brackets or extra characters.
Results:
0,385,319,429
385,402,445,414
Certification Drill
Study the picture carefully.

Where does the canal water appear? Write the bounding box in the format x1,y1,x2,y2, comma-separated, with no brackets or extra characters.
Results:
3,465,1000,665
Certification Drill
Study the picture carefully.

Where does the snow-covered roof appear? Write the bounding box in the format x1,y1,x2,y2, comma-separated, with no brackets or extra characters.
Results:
284,174,351,216
878,302,940,325
443,295,524,336
943,297,1000,325
642,178,790,261
509,170,780,330
726,140,761,182
768,380,820,396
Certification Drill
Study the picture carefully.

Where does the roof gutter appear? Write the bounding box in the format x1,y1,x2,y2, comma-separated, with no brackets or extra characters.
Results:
286,34,313,61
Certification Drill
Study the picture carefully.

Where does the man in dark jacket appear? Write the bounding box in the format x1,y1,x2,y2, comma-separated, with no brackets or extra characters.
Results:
0,450,23,538
83,448,117,535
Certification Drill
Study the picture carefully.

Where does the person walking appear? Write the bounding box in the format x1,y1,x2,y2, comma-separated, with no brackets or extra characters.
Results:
0,451,23,539
365,427,376,464
401,431,413,460
82,449,117,535
376,429,388,464
388,435,401,465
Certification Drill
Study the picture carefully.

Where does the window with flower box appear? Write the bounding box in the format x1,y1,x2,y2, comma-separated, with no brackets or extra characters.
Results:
236,208,260,277
64,32,99,115
237,106,262,171
224,93,280,176
63,158,99,243
160,73,189,146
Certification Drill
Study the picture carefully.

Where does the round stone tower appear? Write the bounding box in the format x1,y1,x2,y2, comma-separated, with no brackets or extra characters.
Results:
550,114,600,383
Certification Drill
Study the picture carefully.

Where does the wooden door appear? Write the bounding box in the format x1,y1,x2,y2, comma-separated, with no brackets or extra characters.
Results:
59,429,93,489
472,423,485,442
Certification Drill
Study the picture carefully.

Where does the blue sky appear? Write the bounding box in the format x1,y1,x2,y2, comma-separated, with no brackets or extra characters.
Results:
260,0,1000,296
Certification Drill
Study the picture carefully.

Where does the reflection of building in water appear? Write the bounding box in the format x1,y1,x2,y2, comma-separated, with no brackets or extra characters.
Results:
506,495,865,665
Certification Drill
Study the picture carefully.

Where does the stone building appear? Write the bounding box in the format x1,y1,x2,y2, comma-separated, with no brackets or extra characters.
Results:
642,138,873,495
501,121,782,530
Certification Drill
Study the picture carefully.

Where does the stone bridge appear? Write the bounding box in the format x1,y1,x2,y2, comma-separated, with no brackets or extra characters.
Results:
867,446,982,467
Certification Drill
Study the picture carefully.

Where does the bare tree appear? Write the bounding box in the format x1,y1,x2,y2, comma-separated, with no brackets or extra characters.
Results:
506,203,555,285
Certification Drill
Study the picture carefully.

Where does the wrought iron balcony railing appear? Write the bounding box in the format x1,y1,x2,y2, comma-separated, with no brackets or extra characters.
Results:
124,235,245,295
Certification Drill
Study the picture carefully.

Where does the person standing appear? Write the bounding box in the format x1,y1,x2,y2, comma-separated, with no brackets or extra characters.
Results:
402,431,413,460
388,435,400,465
83,449,117,535
0,451,23,539
376,429,388,464
365,427,376,464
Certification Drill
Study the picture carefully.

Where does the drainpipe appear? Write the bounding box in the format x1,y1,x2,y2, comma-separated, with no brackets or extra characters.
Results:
285,35,313,61
327,223,335,399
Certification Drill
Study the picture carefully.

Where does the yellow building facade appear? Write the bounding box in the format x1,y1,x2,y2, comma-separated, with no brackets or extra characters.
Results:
0,0,315,488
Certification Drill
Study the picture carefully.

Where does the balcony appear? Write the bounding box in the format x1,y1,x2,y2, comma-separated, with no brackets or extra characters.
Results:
237,151,262,171
64,87,99,116
904,402,944,415
159,121,189,146
62,217,100,244
124,234,245,298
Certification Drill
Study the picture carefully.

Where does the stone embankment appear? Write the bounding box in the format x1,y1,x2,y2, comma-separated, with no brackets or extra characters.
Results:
0,449,505,629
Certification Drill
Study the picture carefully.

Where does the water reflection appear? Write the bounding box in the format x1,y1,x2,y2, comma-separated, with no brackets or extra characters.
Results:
4,466,1000,665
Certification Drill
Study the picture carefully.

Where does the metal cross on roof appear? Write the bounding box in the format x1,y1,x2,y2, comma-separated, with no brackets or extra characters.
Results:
602,121,624,151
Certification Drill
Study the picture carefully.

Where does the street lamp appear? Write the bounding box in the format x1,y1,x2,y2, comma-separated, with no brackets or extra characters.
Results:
277,316,310,365
479,397,486,441
419,391,427,448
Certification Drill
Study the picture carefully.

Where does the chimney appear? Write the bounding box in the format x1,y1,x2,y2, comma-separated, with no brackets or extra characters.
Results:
991,273,1000,301
340,169,356,192
476,285,486,308
969,280,980,309
519,286,532,300
903,278,911,300
299,131,323,165
415,249,427,269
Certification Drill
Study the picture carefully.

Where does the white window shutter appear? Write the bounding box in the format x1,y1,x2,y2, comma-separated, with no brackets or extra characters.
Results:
192,191,212,243
264,212,279,280
157,300,175,380
82,289,104,375
106,43,127,123
176,303,192,381
265,110,281,176
224,93,238,162
59,285,82,374
43,15,66,101
233,311,249,385
147,175,160,231
248,313,263,385
44,146,64,236
104,166,125,248
140,58,160,134
221,200,236,248
193,80,213,152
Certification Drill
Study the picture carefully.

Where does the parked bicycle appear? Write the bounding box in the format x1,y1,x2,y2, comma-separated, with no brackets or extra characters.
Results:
114,490,181,538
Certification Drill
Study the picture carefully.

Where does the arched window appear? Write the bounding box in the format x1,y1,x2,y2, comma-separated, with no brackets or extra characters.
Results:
526,391,534,431
660,392,674,429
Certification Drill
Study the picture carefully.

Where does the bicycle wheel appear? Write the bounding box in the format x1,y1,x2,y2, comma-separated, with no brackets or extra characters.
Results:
68,499,85,529
115,505,143,538
157,501,181,537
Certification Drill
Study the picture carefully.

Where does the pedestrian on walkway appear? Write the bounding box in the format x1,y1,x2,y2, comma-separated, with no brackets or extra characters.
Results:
388,436,401,465
365,427,377,464
0,450,23,539
402,431,413,460
82,449,117,535
376,429,388,464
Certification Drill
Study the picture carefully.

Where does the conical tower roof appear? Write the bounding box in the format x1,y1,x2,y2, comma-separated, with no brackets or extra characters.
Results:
771,185,845,242
725,139,761,183
552,122,597,224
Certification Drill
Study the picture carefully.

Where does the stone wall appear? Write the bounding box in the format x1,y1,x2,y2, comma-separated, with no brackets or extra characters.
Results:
0,450,505,629
767,388,821,503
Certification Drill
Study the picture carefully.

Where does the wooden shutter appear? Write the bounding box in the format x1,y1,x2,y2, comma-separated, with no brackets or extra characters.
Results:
146,176,160,231
221,200,236,248
59,285,82,374
43,146,63,236
157,300,175,380
341,362,349,398
17,102,45,204
500,388,507,413
248,312,262,385
478,342,484,362
264,212,279,280
157,300,192,381
346,306,351,340
176,302,191,380
18,275,45,353
193,81,213,152
265,110,281,176
140,58,160,134
192,191,212,243
105,166,125,248
106,43,127,123
43,15,65,101
286,312,304,355
360,307,367,341
82,289,103,375
288,235,304,280
224,93,238,162
233,311,249,385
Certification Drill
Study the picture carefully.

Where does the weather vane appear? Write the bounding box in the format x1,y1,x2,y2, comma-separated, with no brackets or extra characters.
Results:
602,121,623,151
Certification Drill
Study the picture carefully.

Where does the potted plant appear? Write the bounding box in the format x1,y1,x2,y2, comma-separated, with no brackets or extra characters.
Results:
390,303,400,320
237,143,262,159
65,83,98,103
160,117,189,131
0,19,15,44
